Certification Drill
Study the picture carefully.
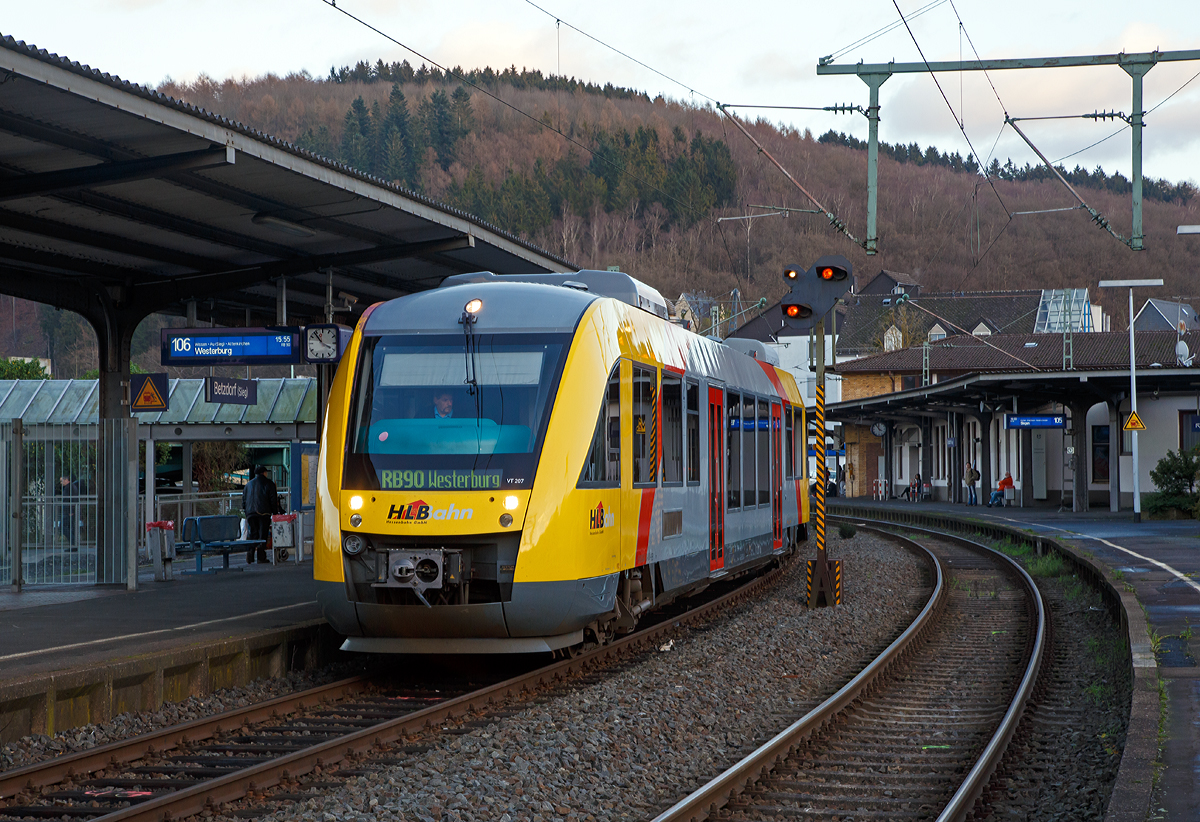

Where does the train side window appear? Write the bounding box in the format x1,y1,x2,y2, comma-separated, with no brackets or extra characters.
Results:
578,364,621,487
785,404,794,480
757,399,770,505
662,374,683,485
686,380,700,485
727,392,741,509
742,396,756,508
632,364,658,486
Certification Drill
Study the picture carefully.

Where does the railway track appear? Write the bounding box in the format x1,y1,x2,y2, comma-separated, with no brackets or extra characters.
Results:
653,522,1047,822
0,554,789,822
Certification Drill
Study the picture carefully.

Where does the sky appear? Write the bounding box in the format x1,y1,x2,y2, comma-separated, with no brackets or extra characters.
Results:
6,1,1200,185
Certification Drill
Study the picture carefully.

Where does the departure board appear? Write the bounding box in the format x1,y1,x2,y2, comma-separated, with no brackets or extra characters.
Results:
161,327,301,366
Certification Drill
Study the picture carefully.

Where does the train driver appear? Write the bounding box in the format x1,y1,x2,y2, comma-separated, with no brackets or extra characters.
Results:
434,390,454,419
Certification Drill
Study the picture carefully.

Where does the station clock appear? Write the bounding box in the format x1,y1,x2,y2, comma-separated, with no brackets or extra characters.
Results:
303,324,352,363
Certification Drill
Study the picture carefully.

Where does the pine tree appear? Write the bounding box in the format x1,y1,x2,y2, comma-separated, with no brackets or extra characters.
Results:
368,100,386,175
340,96,371,172
377,84,417,186
419,89,457,171
450,86,475,142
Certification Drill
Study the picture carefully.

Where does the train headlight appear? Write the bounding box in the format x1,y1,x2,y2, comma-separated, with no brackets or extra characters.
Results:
503,495,519,511
343,533,366,556
499,513,513,528
349,513,362,528
349,495,363,510
464,298,483,315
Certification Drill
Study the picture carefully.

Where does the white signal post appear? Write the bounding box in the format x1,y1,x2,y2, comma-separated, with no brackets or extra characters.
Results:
1099,278,1163,523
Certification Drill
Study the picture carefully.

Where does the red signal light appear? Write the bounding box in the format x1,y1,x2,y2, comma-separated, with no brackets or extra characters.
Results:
783,304,812,320
819,267,834,280
818,265,848,282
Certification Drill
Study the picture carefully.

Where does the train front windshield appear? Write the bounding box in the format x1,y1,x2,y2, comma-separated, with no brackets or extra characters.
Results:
343,333,571,491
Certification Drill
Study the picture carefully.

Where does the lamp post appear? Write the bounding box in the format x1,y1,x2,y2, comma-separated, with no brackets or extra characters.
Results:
1098,278,1163,522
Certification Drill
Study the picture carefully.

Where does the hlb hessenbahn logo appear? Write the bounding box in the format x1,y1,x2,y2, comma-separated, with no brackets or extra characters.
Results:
589,501,615,532
387,500,474,524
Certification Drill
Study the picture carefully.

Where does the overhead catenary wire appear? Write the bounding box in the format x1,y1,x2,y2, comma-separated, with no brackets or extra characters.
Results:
890,0,1010,218
822,0,949,65
717,105,865,250
520,0,718,105
316,0,726,246
886,1,1014,285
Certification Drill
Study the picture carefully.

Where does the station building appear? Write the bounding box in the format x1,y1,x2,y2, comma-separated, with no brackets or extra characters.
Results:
826,329,1200,510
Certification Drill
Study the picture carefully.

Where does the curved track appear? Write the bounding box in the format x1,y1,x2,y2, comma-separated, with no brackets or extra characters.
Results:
654,523,1047,822
0,555,789,822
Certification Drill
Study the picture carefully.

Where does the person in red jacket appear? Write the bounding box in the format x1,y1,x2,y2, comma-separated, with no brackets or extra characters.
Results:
988,471,1015,507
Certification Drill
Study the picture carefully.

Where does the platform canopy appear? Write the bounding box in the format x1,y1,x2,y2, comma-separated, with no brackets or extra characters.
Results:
0,34,574,418
0,378,318,440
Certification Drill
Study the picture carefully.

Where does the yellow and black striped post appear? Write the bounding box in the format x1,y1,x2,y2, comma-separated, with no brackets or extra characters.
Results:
808,316,840,608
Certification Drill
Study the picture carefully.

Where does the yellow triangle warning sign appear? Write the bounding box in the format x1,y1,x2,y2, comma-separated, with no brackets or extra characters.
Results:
1123,411,1147,432
132,374,168,411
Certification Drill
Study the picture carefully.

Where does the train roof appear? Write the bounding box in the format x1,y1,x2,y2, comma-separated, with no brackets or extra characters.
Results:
364,280,599,335
440,270,670,320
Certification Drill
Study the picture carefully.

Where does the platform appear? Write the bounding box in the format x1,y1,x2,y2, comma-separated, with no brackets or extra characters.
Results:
832,495,1200,821
0,558,335,743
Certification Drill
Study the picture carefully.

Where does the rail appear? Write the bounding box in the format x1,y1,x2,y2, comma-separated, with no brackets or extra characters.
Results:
652,521,1047,822
650,531,946,821
828,502,1158,822
0,550,793,822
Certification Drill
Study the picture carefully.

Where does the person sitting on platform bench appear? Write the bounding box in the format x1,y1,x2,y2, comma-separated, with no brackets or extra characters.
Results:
988,471,1015,507
242,465,281,564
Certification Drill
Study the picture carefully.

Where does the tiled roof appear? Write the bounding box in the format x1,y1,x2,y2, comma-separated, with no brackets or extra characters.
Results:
837,291,1044,355
835,330,1200,374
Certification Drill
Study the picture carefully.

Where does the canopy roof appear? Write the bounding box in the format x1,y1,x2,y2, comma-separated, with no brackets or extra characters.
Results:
0,34,573,328
0,378,315,426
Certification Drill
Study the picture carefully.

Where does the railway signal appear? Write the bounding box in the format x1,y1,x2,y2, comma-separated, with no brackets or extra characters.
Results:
782,255,854,608
781,255,852,332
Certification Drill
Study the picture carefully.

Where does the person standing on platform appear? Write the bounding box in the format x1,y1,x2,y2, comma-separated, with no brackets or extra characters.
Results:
964,462,980,506
56,475,77,546
242,465,281,564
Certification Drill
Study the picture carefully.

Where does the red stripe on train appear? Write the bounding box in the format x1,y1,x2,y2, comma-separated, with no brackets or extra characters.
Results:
635,488,656,566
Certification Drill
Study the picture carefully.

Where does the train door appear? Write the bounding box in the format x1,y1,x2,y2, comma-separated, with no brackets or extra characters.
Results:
771,402,782,550
707,385,725,573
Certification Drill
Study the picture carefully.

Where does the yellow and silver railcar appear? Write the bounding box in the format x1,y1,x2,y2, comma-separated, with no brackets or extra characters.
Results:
315,271,809,653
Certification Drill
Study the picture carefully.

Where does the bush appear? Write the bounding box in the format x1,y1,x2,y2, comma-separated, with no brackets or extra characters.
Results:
1146,492,1199,518
1150,446,1200,496
1146,446,1200,518
838,523,857,539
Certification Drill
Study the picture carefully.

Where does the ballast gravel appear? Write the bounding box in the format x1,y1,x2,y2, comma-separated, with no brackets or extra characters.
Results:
241,533,927,822
0,664,361,771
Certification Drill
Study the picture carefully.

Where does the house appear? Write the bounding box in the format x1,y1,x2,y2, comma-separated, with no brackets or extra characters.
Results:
1134,298,1199,332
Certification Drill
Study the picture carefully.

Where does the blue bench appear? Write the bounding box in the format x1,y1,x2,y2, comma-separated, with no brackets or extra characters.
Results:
178,516,264,573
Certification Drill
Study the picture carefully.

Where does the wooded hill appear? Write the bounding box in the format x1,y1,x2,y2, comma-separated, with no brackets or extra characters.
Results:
157,64,1197,319
5,62,1198,375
